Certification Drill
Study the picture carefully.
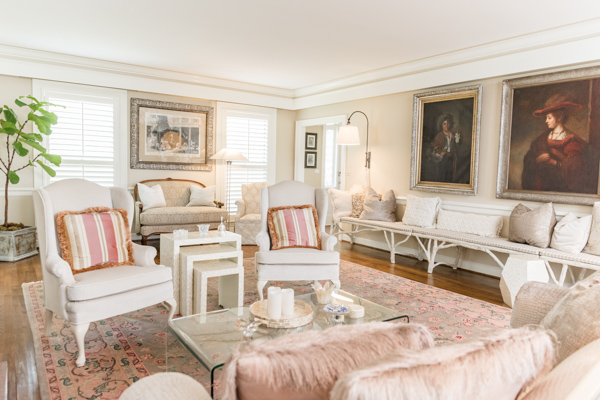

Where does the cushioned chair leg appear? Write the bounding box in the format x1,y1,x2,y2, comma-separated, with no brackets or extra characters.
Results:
44,309,53,336
73,322,91,367
257,280,268,301
164,298,177,321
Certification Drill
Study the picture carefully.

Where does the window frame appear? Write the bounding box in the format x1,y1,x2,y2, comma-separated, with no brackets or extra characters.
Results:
32,80,127,188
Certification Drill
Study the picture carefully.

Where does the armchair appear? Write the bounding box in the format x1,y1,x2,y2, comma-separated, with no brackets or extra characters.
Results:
255,180,340,300
234,182,268,245
32,179,177,367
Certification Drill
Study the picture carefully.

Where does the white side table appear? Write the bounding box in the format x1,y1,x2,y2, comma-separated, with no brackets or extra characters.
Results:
160,231,242,315
499,254,550,308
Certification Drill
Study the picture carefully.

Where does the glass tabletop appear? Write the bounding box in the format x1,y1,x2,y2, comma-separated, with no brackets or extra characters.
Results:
167,290,408,373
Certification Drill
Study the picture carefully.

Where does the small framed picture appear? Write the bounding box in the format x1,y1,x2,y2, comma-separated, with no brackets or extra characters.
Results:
305,132,317,149
305,151,317,168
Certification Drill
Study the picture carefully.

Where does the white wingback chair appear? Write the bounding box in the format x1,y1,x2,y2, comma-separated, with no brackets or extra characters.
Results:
255,180,340,300
33,179,177,367
235,182,268,245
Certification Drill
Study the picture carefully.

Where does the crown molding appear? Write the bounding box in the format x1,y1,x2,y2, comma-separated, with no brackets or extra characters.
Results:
292,19,600,109
0,44,294,109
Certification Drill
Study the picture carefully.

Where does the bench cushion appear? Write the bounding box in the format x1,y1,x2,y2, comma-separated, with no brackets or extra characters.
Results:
140,206,227,226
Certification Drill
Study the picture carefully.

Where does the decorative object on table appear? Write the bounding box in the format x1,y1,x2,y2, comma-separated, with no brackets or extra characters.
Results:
499,254,550,308
235,319,262,341
210,148,249,227
497,66,600,205
249,299,314,328
348,304,365,319
304,151,317,168
267,287,282,319
337,111,371,186
324,303,351,323
0,95,62,261
217,216,227,233
130,98,214,171
312,281,336,304
281,288,295,316
172,229,188,240
197,224,210,235
305,132,317,149
410,85,482,196
133,178,226,245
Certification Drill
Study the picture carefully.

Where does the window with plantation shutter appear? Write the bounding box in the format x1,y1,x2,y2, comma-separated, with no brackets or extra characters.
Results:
32,80,127,188
216,103,276,214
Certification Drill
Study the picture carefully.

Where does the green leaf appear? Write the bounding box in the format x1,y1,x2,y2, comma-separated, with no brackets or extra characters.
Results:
38,109,58,124
27,103,40,112
19,133,39,141
19,138,46,152
23,95,40,104
7,171,19,184
3,107,18,124
36,160,56,177
0,120,18,135
12,141,28,157
41,153,61,166
14,99,26,107
28,113,50,134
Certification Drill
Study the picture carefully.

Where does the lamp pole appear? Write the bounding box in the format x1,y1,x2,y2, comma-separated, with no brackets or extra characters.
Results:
346,110,370,185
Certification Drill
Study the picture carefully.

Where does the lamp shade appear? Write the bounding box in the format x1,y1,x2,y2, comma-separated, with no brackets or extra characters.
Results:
210,148,248,161
336,124,360,145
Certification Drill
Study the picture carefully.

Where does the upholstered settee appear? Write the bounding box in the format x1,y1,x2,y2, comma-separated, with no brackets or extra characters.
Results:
234,182,268,245
133,178,227,244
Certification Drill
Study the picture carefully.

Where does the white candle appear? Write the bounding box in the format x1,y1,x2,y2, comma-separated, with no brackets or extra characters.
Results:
267,287,282,319
281,289,295,316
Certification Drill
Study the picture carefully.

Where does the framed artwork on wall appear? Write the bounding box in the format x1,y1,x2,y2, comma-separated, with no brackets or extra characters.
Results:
130,98,214,171
496,66,600,205
305,151,317,168
306,132,317,149
410,85,482,195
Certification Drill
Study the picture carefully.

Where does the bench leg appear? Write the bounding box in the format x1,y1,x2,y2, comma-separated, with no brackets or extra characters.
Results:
453,247,464,270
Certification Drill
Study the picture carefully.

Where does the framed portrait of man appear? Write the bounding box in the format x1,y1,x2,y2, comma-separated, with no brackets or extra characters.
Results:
410,85,482,195
497,66,600,205
130,98,214,171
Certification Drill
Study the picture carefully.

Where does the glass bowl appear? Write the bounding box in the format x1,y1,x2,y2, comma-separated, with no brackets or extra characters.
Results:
197,224,210,235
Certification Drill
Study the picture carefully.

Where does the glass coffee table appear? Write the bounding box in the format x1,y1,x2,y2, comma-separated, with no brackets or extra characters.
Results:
167,290,408,397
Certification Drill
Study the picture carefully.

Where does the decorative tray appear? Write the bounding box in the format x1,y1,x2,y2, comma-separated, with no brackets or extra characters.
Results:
249,299,313,328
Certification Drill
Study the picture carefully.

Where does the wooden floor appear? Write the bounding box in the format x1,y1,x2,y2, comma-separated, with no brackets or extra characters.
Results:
0,241,503,399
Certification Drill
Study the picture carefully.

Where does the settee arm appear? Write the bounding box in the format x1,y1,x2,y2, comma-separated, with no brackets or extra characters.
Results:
235,199,246,218
133,201,143,234
133,243,158,267
321,231,338,251
46,254,76,285
510,281,569,328
256,231,270,252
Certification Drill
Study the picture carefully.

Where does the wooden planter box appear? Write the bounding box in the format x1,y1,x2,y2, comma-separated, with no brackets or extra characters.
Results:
0,226,38,261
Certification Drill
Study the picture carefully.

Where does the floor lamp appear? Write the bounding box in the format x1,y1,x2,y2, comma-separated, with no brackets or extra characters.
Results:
210,148,248,229
336,111,370,187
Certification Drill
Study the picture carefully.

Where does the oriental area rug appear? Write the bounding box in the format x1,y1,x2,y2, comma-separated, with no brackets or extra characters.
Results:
24,258,511,400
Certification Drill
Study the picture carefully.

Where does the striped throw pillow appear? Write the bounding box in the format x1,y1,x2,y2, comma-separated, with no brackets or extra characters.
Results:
56,207,135,274
267,205,321,250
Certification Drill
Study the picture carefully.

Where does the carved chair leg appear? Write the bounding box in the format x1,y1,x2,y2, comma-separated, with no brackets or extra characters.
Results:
257,280,268,301
142,235,148,245
72,322,91,367
164,297,177,321
44,309,54,336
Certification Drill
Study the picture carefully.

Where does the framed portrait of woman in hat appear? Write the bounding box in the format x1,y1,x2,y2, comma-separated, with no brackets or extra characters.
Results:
497,66,600,205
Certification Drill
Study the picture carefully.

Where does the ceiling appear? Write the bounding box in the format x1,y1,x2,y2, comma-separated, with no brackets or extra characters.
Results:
2,0,600,90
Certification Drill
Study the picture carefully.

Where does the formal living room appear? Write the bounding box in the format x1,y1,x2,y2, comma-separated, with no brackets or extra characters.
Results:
2,1,600,400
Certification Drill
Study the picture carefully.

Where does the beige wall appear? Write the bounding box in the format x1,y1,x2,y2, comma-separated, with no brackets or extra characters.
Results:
275,109,296,182
304,125,323,188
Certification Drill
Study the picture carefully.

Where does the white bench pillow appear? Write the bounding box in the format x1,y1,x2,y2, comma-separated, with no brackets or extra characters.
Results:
436,209,503,238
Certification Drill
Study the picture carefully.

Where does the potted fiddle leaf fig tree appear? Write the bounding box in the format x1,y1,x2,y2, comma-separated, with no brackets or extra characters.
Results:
0,95,61,261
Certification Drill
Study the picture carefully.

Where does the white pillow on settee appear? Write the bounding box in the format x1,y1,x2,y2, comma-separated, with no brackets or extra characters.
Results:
402,195,441,228
436,209,503,238
550,213,592,254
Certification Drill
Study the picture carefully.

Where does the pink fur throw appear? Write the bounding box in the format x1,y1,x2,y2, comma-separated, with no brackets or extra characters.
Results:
219,322,434,400
330,326,555,400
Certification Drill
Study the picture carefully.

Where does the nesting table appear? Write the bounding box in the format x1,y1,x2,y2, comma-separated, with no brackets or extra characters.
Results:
160,231,243,316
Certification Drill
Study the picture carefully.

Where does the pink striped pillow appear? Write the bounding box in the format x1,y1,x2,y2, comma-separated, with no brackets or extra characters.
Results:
56,207,135,274
267,205,321,250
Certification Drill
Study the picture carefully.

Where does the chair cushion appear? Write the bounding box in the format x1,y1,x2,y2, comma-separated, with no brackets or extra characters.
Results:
186,185,216,207
220,322,434,400
138,183,167,210
360,188,396,222
56,207,134,274
268,205,321,250
330,327,555,400
66,265,173,301
256,248,339,264
140,206,227,225
509,203,556,248
540,271,600,363
242,182,267,215
239,214,261,221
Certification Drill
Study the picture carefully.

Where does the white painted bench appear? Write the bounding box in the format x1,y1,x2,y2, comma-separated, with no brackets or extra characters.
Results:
334,217,600,286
